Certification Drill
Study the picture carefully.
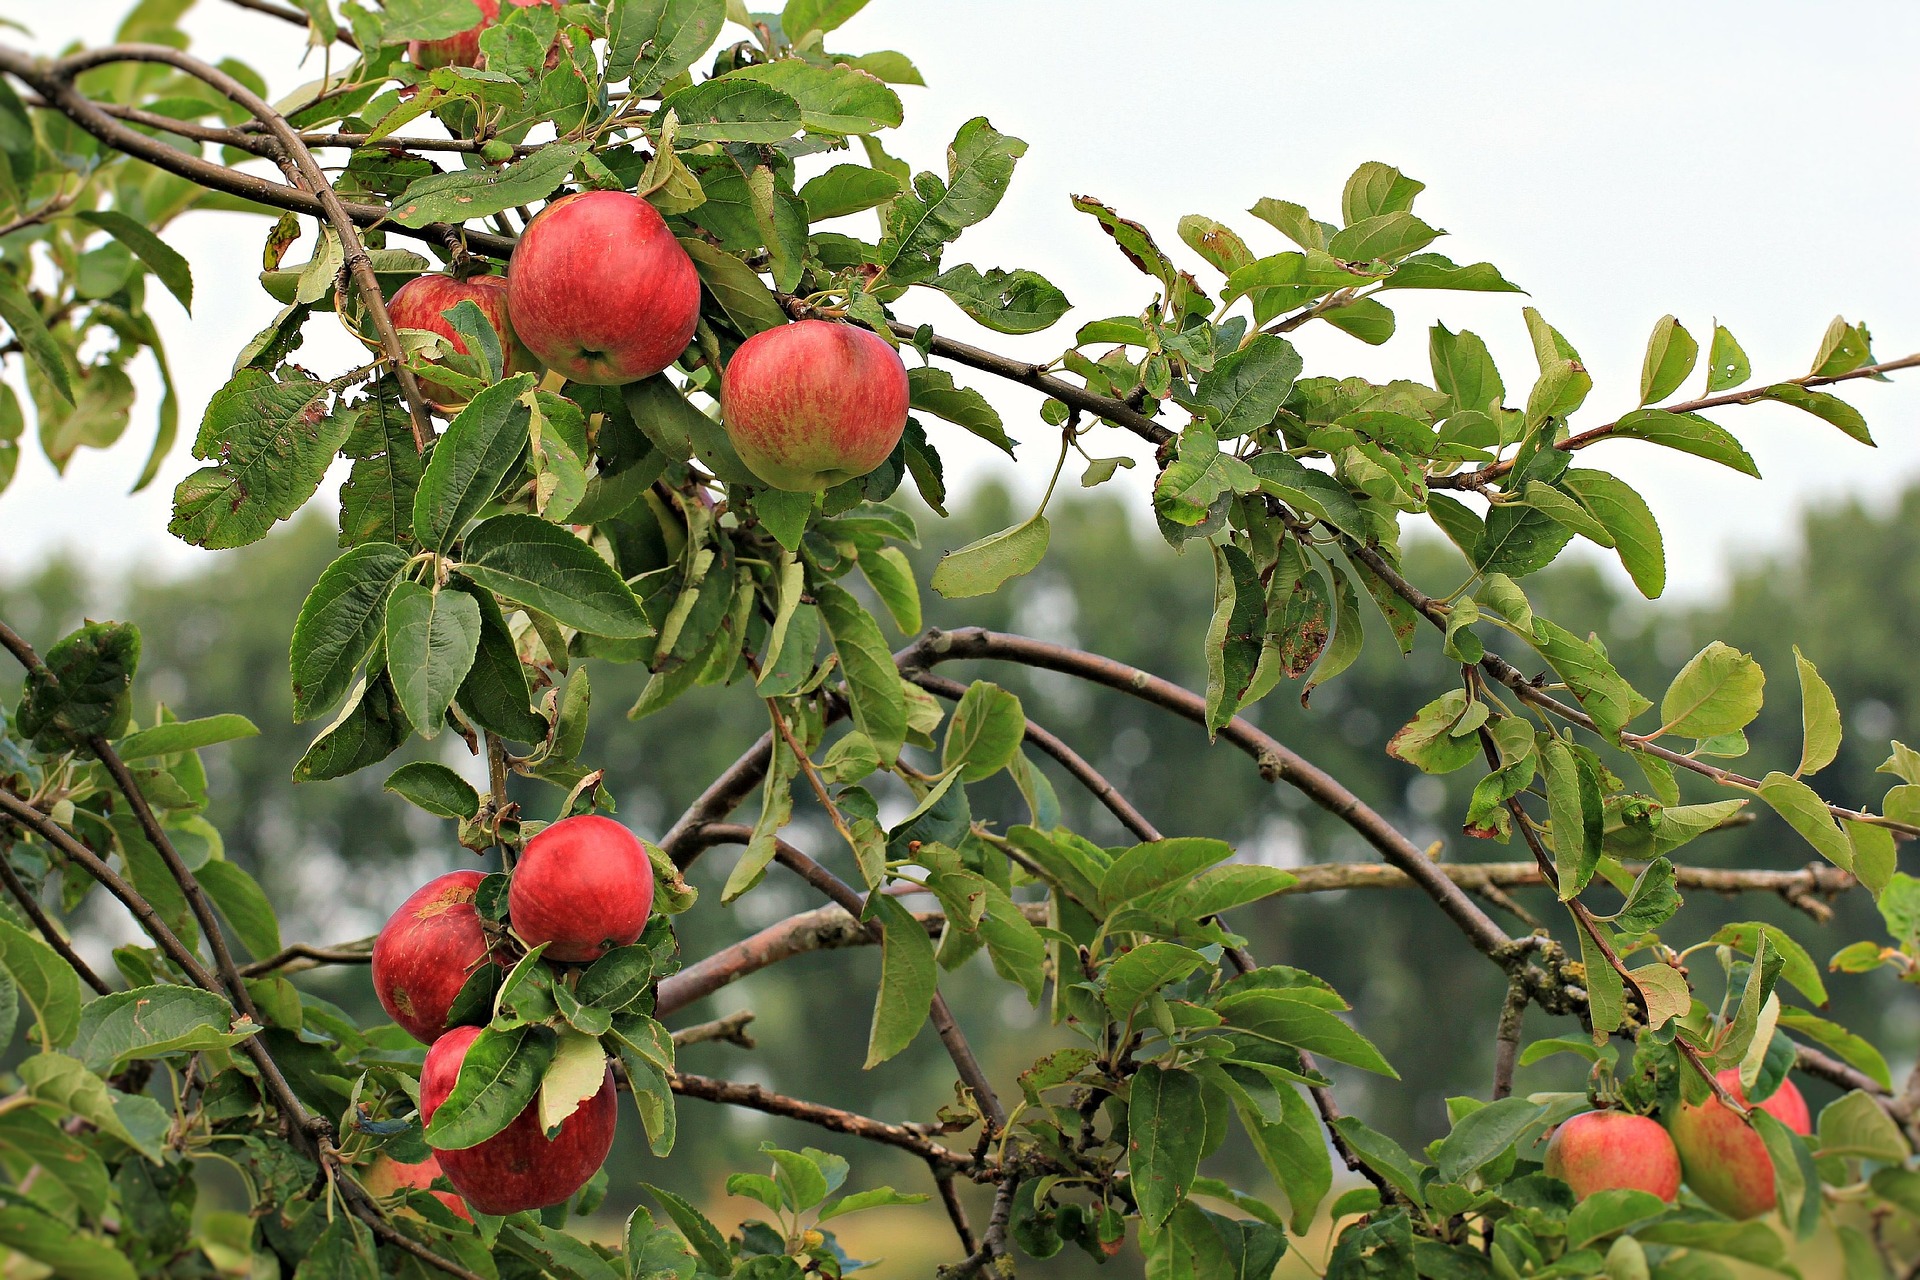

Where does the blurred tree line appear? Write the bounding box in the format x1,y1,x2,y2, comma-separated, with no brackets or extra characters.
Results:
2,478,1914,1271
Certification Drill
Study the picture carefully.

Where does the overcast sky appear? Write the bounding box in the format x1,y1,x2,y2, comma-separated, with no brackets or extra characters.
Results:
4,0,1917,599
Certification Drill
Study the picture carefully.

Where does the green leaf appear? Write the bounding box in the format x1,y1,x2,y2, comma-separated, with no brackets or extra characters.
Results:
1639,315,1697,405
1609,408,1759,477
1817,1090,1908,1162
455,585,549,742
607,0,726,94
1763,383,1872,445
459,513,651,638
115,713,258,760
942,681,1024,782
0,919,82,1049
1342,161,1425,224
291,543,409,722
1184,334,1302,438
1247,451,1366,541
1661,641,1764,738
1561,469,1665,598
1382,254,1521,293
1205,542,1263,732
727,61,902,135
817,1186,930,1221
812,577,907,766
1434,1096,1545,1183
1130,1063,1205,1229
75,210,193,313
1326,212,1440,263
0,1209,134,1280
907,366,1013,454
656,78,801,144
1578,919,1625,1035
762,1144,834,1212
0,272,72,404
17,620,140,751
1792,646,1842,777
375,0,485,41
425,1024,555,1150
198,860,282,962
864,893,935,1068
170,370,348,549
799,163,900,219
1565,1189,1669,1250
1329,1118,1427,1207
294,670,410,781
858,546,920,635
930,513,1049,598
384,582,481,739
1216,989,1396,1077
1777,1008,1889,1090
538,1027,610,1136
411,373,535,552
679,237,787,337
0,1109,109,1220
1103,838,1235,912
926,264,1071,335
1104,942,1206,1021
384,761,480,819
1757,771,1854,871
1706,324,1751,392
1611,859,1681,935
17,1053,168,1162
1541,737,1603,898
642,1184,731,1276
781,0,867,40
1531,619,1644,738
878,117,1026,281
392,143,586,228
70,986,257,1073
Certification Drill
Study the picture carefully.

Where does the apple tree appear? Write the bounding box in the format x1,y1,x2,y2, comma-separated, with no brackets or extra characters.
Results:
0,0,1918,1276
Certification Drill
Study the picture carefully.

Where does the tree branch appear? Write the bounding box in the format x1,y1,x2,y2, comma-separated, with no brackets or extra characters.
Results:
897,626,1516,961
668,1070,970,1168
222,0,358,47
239,937,375,978
0,844,110,994
670,1010,757,1050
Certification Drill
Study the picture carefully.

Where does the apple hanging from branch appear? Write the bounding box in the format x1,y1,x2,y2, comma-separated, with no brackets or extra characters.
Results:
1668,1069,1811,1219
370,870,498,1045
721,319,911,491
508,813,656,963
387,273,539,411
1542,1110,1682,1202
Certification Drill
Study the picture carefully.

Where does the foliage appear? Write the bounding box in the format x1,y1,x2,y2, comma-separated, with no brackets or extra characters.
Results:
0,0,1915,1276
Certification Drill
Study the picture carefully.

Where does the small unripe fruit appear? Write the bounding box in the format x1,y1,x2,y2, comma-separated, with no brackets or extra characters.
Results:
721,319,911,491
420,1025,616,1216
1543,1110,1681,1202
362,1152,472,1221
387,273,539,411
506,191,700,386
508,814,655,963
371,870,496,1045
1668,1069,1810,1219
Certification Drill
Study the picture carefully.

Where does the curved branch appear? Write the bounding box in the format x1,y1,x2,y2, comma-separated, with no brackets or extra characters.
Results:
897,626,1516,961
239,938,375,978
669,1070,970,1168
660,732,777,866
25,97,538,158
223,0,358,47
676,822,1008,1134
0,844,110,994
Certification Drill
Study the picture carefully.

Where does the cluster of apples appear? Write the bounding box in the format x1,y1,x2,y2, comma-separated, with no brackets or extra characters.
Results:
363,815,654,1216
389,188,911,493
1543,1069,1812,1219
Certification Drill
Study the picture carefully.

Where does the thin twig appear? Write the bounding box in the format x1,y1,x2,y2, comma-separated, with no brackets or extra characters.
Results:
668,1070,969,1168
670,1010,757,1050
222,0,359,47
1491,974,1530,1101
0,845,110,994
239,938,375,978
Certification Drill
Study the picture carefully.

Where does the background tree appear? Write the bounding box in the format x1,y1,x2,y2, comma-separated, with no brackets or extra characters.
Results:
0,1,1915,1277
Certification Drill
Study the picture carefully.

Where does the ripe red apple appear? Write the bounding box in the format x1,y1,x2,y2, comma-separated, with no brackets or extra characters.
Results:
388,273,539,410
506,191,700,386
507,814,654,963
420,1024,616,1216
362,1152,472,1221
1668,1069,1811,1219
1543,1110,1681,1202
721,319,911,491
371,870,497,1045
407,0,560,70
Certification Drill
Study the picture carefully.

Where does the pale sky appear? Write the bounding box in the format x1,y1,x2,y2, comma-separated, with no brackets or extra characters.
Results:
4,0,1917,599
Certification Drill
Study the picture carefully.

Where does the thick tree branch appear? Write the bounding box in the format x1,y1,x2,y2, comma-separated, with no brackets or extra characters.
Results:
898,626,1516,961
669,1070,969,1168
660,732,776,866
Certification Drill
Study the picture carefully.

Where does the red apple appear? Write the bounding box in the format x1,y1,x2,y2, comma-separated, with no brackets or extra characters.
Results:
388,273,539,410
507,814,654,963
720,319,910,491
1543,1110,1681,1202
420,1024,617,1216
362,1152,472,1221
407,0,561,70
371,870,497,1045
1668,1069,1811,1219
506,191,700,386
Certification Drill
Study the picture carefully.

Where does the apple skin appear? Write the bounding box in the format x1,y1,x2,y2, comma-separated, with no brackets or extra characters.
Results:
1542,1111,1681,1202
507,814,654,963
362,1152,472,1221
371,870,497,1045
506,191,700,386
721,319,911,491
387,273,539,410
1669,1069,1811,1219
420,1025,617,1216
407,0,560,70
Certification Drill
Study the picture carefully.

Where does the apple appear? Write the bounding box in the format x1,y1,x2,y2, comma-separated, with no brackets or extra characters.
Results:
1542,1110,1681,1202
420,1024,617,1216
506,191,700,386
362,1152,472,1221
407,0,561,70
721,319,911,491
371,870,497,1045
1668,1069,1811,1219
507,814,654,963
387,273,539,410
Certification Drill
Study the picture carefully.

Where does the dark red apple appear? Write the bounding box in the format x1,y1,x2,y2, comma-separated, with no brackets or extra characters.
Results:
407,0,561,70
1668,1069,1811,1219
507,814,654,963
420,1024,617,1216
363,1152,472,1221
506,191,700,386
721,319,910,491
371,870,496,1045
1543,1110,1681,1202
388,273,539,410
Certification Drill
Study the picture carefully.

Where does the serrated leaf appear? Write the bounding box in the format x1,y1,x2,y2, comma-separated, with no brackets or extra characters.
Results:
1130,1063,1205,1229
608,0,726,94
1792,646,1841,777
384,761,480,819
1706,324,1751,392
115,713,258,760
424,1024,554,1150
290,542,408,721
864,893,935,1068
1660,641,1764,738
930,513,1049,598
384,582,481,738
392,143,586,228
170,370,347,549
1638,315,1697,405
814,577,906,766
75,210,193,313
459,513,651,638
411,373,535,551
1609,408,1759,477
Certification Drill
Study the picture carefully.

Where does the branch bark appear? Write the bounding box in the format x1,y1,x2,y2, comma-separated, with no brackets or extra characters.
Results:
669,1070,969,1168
